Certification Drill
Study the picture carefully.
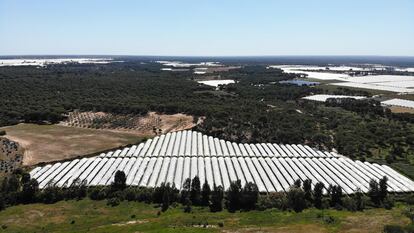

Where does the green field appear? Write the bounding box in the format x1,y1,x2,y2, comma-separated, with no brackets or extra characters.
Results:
0,199,410,233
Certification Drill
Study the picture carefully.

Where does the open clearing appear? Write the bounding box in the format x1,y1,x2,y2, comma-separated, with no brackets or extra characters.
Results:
60,111,198,136
0,199,410,233
388,106,414,114
0,124,143,166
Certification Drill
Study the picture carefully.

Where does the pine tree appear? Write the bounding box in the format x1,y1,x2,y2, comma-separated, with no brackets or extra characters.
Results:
313,182,324,209
241,182,259,210
379,176,388,203
369,179,380,206
303,179,313,203
180,178,191,204
112,170,126,191
330,185,343,207
226,180,242,212
201,180,211,206
190,176,201,205
210,185,224,212
354,189,365,211
161,187,170,212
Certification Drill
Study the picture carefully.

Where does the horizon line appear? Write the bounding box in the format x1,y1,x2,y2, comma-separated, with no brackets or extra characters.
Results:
1,54,414,58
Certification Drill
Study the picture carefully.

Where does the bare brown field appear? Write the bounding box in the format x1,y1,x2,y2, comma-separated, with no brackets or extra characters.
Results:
0,124,144,166
388,106,414,114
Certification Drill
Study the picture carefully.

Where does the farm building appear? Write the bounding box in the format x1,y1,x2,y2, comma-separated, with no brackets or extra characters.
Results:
30,130,414,194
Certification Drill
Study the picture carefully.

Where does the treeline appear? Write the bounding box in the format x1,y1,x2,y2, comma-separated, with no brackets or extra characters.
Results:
1,64,413,162
0,169,399,214
325,98,414,123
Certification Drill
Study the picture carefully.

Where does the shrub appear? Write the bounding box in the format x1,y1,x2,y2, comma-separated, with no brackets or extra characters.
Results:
257,192,287,211
40,185,64,204
241,182,259,211
124,187,138,201
20,179,39,204
153,183,167,203
353,189,366,211
383,225,405,233
136,187,153,203
323,215,336,225
0,195,6,211
287,187,306,213
0,130,5,136
404,207,414,223
342,196,357,211
107,197,120,207
65,179,87,200
183,197,192,213
403,194,414,205
88,186,108,200
383,196,394,210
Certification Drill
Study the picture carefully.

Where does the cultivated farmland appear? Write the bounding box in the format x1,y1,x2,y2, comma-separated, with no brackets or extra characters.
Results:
30,130,414,194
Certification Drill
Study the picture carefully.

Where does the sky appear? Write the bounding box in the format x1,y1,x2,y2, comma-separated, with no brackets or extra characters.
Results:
0,0,413,56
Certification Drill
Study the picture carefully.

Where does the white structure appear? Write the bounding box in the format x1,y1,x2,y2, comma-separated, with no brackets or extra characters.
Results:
269,65,414,93
381,98,414,109
30,130,414,194
302,94,366,102
0,58,114,67
197,80,235,87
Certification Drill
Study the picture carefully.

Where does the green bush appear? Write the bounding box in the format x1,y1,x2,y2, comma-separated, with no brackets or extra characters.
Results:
383,225,405,233
88,186,108,200
124,187,138,201
107,197,120,207
287,187,307,213
342,196,357,211
257,192,288,210
383,196,395,210
403,194,414,205
322,215,336,225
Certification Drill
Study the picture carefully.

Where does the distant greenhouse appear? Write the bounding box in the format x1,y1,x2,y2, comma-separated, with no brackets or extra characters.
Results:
30,130,414,194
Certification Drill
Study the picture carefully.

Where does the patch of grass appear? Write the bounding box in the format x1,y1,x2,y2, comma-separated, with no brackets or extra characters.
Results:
390,162,414,180
0,199,410,233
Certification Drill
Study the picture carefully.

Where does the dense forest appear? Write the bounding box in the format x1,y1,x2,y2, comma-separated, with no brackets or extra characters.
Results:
0,62,413,168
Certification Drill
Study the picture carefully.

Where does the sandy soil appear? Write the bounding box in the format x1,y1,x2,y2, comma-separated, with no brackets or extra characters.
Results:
1,113,200,166
388,106,414,114
1,124,142,166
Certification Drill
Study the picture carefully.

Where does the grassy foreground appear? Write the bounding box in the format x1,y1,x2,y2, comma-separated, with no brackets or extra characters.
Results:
0,199,410,233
